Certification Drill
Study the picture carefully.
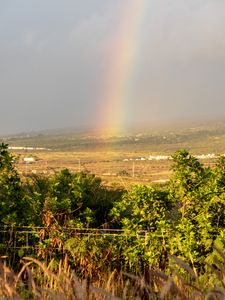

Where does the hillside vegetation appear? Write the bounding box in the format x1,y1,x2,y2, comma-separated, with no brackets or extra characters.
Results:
4,121,225,153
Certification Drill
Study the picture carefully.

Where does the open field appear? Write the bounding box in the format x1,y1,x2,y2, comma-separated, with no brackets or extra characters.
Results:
13,149,172,187
4,121,225,186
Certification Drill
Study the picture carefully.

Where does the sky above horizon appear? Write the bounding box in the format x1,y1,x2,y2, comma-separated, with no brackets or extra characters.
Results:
0,0,225,135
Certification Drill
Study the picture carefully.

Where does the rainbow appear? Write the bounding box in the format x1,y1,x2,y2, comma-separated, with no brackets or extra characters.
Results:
97,0,149,135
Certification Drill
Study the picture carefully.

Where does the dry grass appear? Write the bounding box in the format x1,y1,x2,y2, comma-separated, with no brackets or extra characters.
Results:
14,149,173,188
1,250,225,300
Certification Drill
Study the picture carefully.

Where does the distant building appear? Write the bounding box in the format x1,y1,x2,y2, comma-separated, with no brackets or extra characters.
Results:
23,157,36,163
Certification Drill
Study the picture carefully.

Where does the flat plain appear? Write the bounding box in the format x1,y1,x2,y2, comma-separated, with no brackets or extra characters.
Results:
4,120,225,187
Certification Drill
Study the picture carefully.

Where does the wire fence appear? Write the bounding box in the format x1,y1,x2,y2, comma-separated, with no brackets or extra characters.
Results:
0,226,147,254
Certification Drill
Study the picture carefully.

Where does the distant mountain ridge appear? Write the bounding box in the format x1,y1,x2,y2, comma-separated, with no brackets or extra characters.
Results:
2,119,225,153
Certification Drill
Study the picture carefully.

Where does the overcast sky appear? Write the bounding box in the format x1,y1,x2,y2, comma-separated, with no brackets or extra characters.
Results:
0,0,225,134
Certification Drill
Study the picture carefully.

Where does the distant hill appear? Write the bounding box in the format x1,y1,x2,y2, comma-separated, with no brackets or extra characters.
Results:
2,120,225,154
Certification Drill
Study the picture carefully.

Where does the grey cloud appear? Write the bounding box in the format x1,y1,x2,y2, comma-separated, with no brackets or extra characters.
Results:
0,0,225,134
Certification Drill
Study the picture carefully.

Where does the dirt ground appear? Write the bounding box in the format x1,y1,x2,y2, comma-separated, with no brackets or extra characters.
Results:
13,149,173,187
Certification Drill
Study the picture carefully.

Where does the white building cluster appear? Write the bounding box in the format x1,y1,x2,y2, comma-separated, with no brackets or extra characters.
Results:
123,153,218,162
148,155,170,161
8,146,49,150
195,153,216,159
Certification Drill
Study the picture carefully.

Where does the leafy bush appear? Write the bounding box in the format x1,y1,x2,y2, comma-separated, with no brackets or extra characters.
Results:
2,143,225,280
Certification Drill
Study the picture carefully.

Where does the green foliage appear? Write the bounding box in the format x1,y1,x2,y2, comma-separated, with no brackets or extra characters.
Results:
44,169,117,228
64,234,118,278
0,143,33,225
3,143,225,278
168,150,225,270
111,185,170,231
23,174,51,226
110,185,172,269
